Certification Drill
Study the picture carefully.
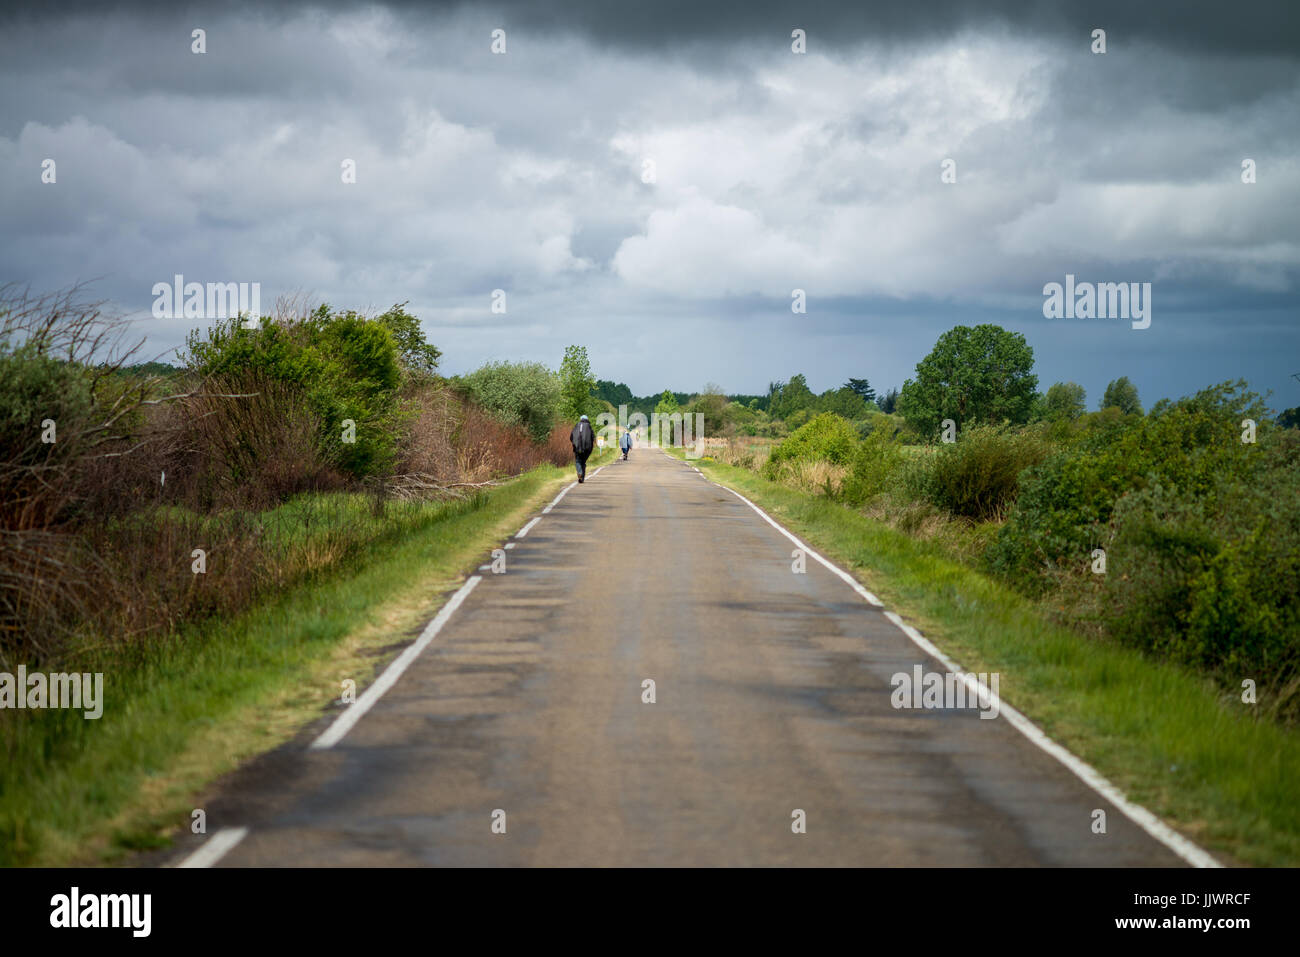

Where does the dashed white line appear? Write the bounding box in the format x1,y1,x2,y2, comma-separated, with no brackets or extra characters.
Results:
176,827,249,869
542,480,578,513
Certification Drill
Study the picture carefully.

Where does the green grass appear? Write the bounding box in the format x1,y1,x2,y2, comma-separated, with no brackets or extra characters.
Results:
682,451,1300,867
0,459,599,866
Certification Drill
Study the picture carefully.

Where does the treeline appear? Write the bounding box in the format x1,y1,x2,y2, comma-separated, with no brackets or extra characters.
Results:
602,321,1297,443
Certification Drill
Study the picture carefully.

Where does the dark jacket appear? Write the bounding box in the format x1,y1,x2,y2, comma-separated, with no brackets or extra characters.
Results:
571,419,595,456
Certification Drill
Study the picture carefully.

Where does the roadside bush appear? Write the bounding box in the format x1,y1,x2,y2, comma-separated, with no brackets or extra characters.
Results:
840,429,907,505
182,309,405,478
908,425,1051,521
988,381,1267,589
546,423,575,467
458,360,560,442
172,371,344,510
762,412,859,479
1099,433,1300,714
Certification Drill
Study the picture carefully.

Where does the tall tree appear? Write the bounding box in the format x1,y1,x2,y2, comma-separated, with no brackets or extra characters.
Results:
845,378,876,403
820,386,870,419
558,344,596,422
896,324,1038,435
769,373,815,420
653,389,679,415
1100,376,1143,415
373,301,440,376
878,388,899,414
1042,381,1087,421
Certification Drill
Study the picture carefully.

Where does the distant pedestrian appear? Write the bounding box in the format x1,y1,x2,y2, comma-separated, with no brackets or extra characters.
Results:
571,414,595,483
619,427,633,460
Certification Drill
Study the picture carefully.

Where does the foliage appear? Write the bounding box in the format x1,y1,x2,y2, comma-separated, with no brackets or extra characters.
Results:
907,425,1052,521
371,302,441,377
767,374,816,420
557,344,596,422
841,429,907,505
1042,381,1087,421
896,324,1038,436
1101,376,1143,415
988,380,1269,589
653,389,679,416
593,379,634,408
183,308,404,478
845,378,877,404
1099,432,1300,713
762,412,859,480
818,385,873,420
458,360,559,442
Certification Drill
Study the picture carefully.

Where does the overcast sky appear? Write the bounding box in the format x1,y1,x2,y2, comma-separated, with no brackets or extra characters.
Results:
2,1,1298,409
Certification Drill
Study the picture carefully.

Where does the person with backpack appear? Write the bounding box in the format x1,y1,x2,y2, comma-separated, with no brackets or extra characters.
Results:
570,414,595,483
619,427,633,460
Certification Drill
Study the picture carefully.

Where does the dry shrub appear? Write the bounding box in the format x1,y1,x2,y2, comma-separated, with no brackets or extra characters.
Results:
707,437,773,471
168,372,345,511
768,459,849,497
396,382,565,492
545,423,574,466
453,404,535,481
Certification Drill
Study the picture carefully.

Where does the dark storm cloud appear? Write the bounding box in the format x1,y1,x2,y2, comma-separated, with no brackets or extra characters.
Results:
6,0,1299,57
0,0,1296,404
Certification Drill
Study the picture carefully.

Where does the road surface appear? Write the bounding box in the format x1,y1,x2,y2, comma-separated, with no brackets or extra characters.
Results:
171,448,1190,866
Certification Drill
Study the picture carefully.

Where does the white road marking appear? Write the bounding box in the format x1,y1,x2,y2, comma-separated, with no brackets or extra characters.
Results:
504,542,516,549
706,472,1222,869
176,827,249,869
715,485,884,607
542,481,578,513
309,576,482,750
516,516,542,538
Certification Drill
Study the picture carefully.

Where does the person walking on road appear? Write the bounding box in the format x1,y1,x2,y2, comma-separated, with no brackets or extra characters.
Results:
571,414,595,483
619,427,633,460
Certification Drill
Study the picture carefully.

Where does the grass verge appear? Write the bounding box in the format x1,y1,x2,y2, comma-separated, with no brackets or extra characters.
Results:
0,459,600,866
680,450,1300,867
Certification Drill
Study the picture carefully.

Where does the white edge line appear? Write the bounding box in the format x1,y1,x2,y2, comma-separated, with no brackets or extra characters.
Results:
176,826,249,869
516,516,542,538
709,478,1222,869
541,481,575,513
309,575,482,750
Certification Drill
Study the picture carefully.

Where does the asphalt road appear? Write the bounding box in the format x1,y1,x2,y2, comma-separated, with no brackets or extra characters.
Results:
173,448,1189,866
